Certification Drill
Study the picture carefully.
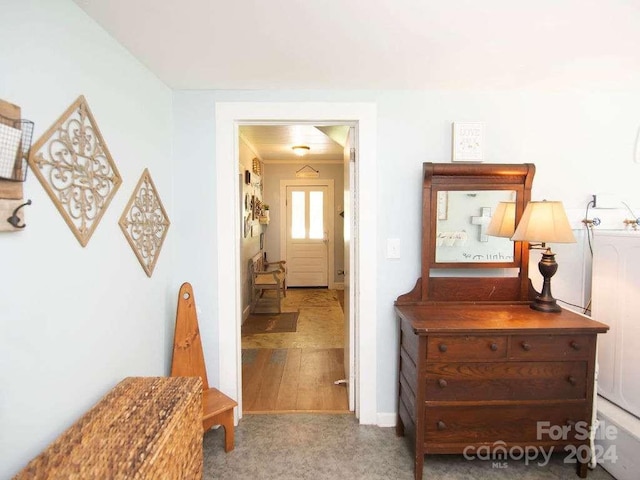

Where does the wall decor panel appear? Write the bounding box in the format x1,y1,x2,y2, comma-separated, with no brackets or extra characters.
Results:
28,95,122,246
119,168,170,277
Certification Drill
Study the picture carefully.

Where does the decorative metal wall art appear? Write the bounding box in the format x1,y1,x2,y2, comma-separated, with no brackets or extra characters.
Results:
29,96,122,246
119,168,170,277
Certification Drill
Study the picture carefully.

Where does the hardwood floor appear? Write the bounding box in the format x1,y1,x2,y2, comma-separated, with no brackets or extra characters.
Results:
242,289,348,413
242,348,348,412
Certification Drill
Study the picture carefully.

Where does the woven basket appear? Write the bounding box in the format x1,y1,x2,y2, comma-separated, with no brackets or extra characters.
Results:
14,377,203,480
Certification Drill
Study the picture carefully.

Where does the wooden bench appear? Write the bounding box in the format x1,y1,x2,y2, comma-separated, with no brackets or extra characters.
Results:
249,252,287,313
15,377,203,479
171,282,237,452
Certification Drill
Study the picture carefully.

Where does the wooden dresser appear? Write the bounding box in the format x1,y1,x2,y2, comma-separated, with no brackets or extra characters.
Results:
395,303,608,480
395,163,609,480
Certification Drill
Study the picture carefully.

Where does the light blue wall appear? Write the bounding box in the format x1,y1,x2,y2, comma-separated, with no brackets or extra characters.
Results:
170,92,220,386
0,1,173,476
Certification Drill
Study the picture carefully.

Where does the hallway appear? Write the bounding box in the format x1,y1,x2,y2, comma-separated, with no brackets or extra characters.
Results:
241,288,348,413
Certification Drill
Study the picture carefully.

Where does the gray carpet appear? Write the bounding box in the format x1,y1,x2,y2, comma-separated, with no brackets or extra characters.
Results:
203,414,616,479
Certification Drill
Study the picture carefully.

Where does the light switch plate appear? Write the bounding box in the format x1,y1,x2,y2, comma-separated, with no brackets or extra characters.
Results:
387,238,400,259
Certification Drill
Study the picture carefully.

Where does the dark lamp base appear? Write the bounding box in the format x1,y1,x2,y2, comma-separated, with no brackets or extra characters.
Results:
530,296,561,313
531,249,562,314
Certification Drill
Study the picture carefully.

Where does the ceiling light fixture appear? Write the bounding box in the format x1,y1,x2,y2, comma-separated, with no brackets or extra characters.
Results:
292,145,310,156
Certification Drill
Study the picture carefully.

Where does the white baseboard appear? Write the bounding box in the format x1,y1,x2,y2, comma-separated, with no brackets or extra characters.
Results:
377,412,396,428
242,305,250,323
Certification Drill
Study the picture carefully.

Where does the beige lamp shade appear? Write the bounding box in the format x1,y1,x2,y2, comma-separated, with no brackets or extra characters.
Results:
486,202,516,238
511,200,576,244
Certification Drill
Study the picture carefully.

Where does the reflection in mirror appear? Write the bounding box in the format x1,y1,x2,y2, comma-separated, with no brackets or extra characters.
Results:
435,190,516,263
486,201,516,238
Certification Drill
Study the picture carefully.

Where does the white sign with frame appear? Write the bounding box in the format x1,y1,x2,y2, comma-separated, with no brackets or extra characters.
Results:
452,122,484,162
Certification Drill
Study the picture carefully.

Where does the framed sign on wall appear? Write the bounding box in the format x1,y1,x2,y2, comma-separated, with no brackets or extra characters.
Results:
452,122,484,162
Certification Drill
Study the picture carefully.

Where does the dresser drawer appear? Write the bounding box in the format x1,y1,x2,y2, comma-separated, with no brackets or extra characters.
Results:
427,335,507,361
425,361,588,401
424,404,589,445
509,335,594,360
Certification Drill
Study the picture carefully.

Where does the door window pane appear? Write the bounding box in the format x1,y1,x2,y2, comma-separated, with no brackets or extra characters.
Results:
291,191,306,239
309,191,324,239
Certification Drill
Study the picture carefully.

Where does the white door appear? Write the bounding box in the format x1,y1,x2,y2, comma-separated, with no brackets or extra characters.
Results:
285,185,330,287
343,127,356,411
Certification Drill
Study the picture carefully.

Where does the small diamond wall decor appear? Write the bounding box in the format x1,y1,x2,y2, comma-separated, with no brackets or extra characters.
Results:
29,96,122,246
119,168,170,277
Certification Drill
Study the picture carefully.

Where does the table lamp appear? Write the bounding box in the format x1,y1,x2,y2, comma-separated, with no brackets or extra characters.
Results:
511,200,576,313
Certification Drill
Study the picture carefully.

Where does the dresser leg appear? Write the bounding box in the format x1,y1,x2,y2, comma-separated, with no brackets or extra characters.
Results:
577,459,588,478
415,455,424,480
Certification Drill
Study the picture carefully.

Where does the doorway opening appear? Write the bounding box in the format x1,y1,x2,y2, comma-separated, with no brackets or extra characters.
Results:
238,124,348,413
214,101,377,425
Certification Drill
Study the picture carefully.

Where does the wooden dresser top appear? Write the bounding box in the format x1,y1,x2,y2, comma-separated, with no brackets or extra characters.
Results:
395,303,609,335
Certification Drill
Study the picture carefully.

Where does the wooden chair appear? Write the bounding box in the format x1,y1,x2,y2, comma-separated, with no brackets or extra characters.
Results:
171,282,237,452
249,253,287,313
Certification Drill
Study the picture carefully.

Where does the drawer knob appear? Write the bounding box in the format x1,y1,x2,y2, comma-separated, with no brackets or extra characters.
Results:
521,342,532,351
490,343,499,351
570,341,581,351
438,379,448,388
438,343,448,353
568,375,577,386
437,420,447,430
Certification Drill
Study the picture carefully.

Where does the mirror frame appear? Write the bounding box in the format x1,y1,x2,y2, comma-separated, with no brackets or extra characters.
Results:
397,163,536,305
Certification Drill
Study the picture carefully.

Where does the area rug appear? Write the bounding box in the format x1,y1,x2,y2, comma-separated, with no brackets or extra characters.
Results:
242,311,299,334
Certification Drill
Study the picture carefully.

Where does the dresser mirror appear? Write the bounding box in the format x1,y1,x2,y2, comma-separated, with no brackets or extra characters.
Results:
398,162,536,304
434,189,516,264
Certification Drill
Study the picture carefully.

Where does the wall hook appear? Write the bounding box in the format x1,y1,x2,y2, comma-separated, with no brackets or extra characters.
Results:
7,199,31,229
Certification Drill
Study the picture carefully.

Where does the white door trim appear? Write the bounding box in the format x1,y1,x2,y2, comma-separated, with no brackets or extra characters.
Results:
280,179,335,289
215,102,377,424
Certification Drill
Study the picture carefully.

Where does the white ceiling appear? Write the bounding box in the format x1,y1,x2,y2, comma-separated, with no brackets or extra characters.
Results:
72,0,640,91
240,125,348,164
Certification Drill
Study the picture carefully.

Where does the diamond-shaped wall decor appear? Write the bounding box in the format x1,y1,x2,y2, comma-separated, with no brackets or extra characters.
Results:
119,168,170,277
29,95,122,246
